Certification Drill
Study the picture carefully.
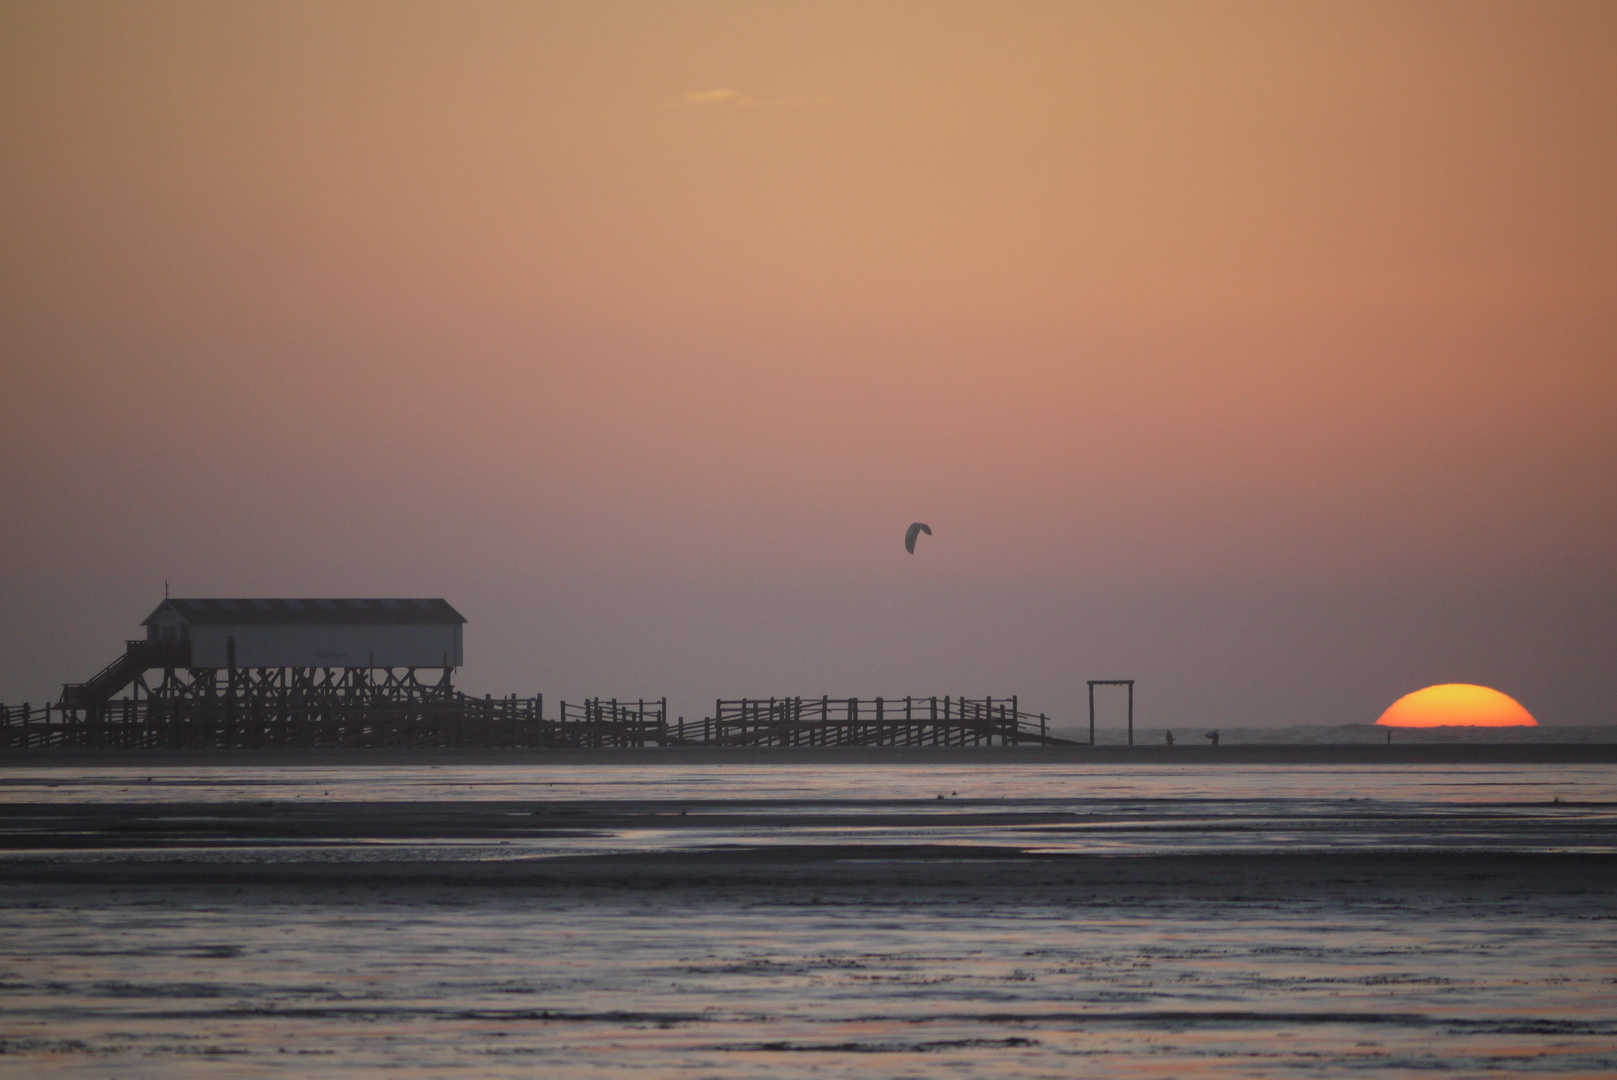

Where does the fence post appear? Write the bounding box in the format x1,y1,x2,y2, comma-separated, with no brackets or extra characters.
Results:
1128,681,1134,746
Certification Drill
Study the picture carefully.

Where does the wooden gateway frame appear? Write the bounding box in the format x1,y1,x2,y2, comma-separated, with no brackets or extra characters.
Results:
1087,679,1135,745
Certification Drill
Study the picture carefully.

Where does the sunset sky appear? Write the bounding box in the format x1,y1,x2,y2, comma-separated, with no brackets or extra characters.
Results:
3,1,1614,728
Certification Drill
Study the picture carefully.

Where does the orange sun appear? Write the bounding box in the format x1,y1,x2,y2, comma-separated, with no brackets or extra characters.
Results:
1375,684,1537,728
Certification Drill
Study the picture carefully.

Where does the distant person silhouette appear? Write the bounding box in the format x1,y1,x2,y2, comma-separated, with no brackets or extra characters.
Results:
1206,730,1219,746
1165,730,1174,746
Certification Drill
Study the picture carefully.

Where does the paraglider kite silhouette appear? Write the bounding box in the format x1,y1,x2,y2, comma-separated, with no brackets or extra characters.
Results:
905,522,932,554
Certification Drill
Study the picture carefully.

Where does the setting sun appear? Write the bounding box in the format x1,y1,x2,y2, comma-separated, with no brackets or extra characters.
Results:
1375,684,1537,728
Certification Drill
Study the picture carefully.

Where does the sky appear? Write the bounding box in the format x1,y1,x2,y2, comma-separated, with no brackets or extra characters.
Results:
2,1,1614,730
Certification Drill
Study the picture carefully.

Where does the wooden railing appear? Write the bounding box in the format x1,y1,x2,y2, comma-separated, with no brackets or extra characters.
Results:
686,695,1070,747
0,692,662,750
60,639,192,706
1,692,1070,751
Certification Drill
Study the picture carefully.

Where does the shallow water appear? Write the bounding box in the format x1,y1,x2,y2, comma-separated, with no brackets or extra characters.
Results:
7,760,1615,805
3,763,1614,859
4,884,1614,1078
3,763,1615,1078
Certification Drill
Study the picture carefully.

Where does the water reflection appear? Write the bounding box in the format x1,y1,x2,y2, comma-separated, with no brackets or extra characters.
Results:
1,763,1613,1078
2,763,1612,859
2,886,1613,1078
4,761,1612,805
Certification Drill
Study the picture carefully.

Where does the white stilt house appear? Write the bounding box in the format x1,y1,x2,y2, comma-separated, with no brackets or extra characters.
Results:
142,598,466,670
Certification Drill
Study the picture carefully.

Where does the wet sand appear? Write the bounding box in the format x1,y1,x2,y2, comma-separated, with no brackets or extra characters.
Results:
5,789,1613,896
7,846,1615,902
7,858,1614,1080
6,742,1617,765
5,763,1614,1078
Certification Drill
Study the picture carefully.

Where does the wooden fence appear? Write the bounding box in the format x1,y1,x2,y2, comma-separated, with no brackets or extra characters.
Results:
0,694,666,751
682,696,1071,747
2,692,1072,751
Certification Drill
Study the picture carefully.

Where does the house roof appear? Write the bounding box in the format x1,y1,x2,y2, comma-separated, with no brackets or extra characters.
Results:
142,599,467,627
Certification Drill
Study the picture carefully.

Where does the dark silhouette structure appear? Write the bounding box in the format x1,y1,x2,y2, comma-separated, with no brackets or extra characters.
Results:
5,602,1077,752
688,696,1069,747
5,686,668,751
1087,679,1136,745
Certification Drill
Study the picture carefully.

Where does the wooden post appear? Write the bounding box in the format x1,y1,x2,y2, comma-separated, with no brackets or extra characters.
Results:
1088,681,1095,745
1128,681,1134,746
225,636,237,751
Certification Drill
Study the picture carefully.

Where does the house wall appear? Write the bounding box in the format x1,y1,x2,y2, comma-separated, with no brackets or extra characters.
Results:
147,608,189,642
185,623,462,669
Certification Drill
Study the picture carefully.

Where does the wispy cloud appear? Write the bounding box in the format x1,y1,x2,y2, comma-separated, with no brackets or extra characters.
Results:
674,90,834,108
682,89,740,105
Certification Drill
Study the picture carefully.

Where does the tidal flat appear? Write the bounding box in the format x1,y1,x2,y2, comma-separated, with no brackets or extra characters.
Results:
2,762,1614,1078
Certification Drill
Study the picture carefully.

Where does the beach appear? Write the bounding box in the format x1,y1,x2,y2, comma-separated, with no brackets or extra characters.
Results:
6,741,1617,766
2,758,1614,1077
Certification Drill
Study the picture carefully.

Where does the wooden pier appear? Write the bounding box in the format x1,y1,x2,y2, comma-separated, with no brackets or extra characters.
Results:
1,670,667,751
678,696,1071,747
3,678,1071,751
6,601,1074,753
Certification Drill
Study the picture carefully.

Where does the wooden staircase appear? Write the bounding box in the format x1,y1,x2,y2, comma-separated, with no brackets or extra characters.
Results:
61,639,191,706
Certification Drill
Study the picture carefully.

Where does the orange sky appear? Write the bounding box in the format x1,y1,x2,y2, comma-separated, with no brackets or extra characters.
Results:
2,2,1614,723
